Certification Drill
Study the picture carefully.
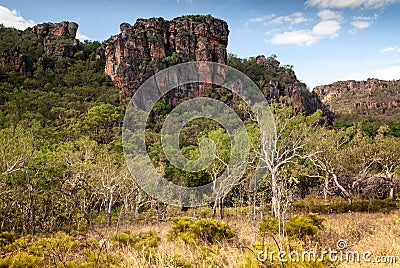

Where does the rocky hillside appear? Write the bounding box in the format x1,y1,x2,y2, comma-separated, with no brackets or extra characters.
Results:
98,15,328,117
0,21,78,75
313,79,400,122
97,15,229,103
229,54,330,117
0,16,329,117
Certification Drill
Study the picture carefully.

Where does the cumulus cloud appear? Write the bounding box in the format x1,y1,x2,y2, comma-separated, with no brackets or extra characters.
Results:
351,20,371,29
76,32,91,41
0,6,35,30
317,10,343,20
349,14,377,33
380,46,400,53
270,9,342,45
271,30,317,46
270,12,309,25
345,66,400,80
312,20,341,36
247,12,309,28
305,0,400,9
245,14,277,26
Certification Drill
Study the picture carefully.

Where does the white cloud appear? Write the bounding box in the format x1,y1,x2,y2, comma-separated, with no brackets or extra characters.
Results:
380,46,400,53
270,12,309,25
76,32,91,41
345,66,400,80
176,0,193,4
306,0,400,9
245,14,276,26
271,30,318,46
312,20,341,36
351,20,371,29
0,6,35,30
270,15,341,45
349,14,377,33
317,10,343,20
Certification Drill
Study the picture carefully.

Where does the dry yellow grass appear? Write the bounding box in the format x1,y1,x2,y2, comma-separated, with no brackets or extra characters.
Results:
100,210,400,267
316,212,400,267
111,212,400,267
2,209,399,267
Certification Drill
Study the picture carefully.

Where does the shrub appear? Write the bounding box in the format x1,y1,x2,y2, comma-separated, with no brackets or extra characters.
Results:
168,217,234,245
0,252,43,268
163,52,181,66
285,215,319,239
259,213,325,240
111,230,161,251
0,232,16,247
293,197,399,213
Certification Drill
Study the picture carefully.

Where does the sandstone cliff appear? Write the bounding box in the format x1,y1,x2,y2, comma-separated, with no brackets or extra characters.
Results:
251,55,329,116
100,15,329,118
0,21,79,75
99,15,229,103
313,79,400,121
28,21,79,58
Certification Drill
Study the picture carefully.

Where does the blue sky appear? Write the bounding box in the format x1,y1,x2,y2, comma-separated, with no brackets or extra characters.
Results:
1,0,400,89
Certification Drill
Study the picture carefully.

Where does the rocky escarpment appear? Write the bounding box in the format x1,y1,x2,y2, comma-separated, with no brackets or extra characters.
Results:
252,55,330,116
28,21,79,58
100,15,330,118
99,15,229,103
313,79,400,121
0,21,78,75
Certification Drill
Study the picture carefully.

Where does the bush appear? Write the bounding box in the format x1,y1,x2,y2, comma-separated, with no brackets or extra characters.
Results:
111,230,161,251
163,52,181,66
293,197,399,213
168,217,234,245
0,232,16,247
259,213,325,240
0,252,43,268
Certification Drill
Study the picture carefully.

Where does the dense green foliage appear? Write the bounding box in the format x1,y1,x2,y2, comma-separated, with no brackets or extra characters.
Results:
293,197,399,213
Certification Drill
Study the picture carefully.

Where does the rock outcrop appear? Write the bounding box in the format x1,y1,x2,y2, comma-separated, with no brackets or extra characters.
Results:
28,21,79,58
313,79,400,102
100,15,329,118
0,47,32,74
254,55,329,116
100,15,229,103
0,21,79,75
313,79,400,120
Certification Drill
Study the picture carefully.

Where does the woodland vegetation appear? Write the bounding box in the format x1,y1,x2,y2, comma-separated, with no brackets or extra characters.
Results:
0,24,399,267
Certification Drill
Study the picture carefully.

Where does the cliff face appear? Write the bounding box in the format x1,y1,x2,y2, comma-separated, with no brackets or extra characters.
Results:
254,55,329,116
0,21,79,75
313,79,400,121
28,21,79,58
100,15,229,103
100,15,328,118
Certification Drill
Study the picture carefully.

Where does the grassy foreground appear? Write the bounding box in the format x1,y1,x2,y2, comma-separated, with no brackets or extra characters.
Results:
1,209,399,267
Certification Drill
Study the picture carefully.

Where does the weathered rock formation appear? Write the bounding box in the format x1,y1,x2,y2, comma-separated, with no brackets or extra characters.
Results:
0,47,32,74
0,21,79,75
100,15,229,103
253,55,329,116
313,79,400,120
100,15,330,118
28,21,79,58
